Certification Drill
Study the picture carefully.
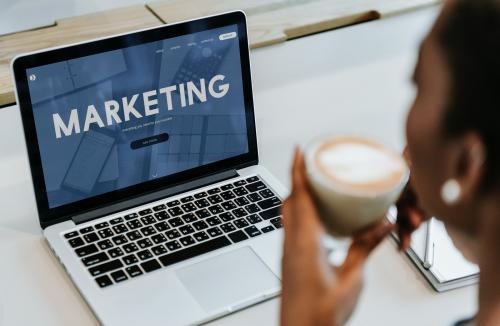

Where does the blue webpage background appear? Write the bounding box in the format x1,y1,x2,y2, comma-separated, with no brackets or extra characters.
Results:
26,25,249,208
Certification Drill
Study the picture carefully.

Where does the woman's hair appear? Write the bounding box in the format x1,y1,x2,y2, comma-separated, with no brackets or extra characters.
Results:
438,0,500,190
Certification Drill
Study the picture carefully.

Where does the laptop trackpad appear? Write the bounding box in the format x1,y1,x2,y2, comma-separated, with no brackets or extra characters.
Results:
175,246,280,312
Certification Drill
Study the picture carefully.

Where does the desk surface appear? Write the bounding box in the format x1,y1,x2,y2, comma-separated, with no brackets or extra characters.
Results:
0,6,478,326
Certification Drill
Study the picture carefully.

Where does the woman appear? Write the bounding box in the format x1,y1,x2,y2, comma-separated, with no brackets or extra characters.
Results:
280,0,500,325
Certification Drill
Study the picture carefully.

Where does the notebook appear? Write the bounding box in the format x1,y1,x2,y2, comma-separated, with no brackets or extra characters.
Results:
387,209,479,292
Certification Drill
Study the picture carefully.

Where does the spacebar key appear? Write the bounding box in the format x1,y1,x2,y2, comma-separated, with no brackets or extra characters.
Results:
159,236,231,267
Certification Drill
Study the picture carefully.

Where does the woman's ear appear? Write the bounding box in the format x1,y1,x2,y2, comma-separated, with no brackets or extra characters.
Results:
454,132,486,202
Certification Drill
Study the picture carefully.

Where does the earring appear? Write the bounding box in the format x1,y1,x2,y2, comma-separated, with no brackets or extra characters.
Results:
441,179,461,205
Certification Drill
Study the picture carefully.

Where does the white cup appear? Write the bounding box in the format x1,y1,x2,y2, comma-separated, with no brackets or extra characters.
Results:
305,135,409,236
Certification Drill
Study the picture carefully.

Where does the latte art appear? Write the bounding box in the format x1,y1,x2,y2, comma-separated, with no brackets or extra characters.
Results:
315,137,406,194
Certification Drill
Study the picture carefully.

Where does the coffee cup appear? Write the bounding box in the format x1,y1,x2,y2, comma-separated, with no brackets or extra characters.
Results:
305,135,409,236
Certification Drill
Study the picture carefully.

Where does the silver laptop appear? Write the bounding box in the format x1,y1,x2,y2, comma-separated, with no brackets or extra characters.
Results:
12,11,286,325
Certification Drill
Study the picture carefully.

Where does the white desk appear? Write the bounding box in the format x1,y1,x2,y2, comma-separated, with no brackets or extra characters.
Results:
0,6,478,326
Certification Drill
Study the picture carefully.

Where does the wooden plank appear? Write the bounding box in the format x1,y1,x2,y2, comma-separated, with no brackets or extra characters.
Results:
148,0,440,49
0,5,162,107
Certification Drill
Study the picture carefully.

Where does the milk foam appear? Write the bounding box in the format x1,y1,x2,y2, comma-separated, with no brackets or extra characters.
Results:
318,143,403,187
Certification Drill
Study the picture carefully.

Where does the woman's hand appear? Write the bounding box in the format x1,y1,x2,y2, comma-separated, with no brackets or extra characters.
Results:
280,149,394,326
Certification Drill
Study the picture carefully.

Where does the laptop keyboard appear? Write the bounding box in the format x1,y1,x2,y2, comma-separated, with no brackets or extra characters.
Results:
62,175,283,288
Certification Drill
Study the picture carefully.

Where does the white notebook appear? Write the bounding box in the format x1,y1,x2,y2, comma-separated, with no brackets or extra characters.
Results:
388,210,479,292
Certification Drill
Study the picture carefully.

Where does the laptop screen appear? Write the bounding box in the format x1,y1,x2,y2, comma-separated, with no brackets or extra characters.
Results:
24,24,249,209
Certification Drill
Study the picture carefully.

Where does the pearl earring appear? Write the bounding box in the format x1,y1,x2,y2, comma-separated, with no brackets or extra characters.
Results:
441,179,461,205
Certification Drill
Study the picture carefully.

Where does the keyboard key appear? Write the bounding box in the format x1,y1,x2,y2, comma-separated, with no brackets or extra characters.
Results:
154,221,170,232
159,236,231,267
137,249,153,261
111,235,128,246
220,222,236,233
123,243,139,253
228,230,249,243
245,204,261,214
126,265,143,278
112,224,128,234
108,247,124,258
124,213,139,220
181,202,197,213
261,225,275,233
259,189,274,198
246,214,262,224
180,236,196,246
194,192,208,199
98,228,114,238
234,218,249,229
110,270,128,283
207,188,221,195
233,180,247,187
168,217,184,228
246,176,259,183
97,239,114,250
207,227,223,237
153,204,166,211
89,259,123,276
126,220,142,230
167,200,181,207
140,215,156,225
140,226,156,236
137,238,153,249
221,184,234,191
165,229,181,239
207,194,223,204
194,198,210,209
68,237,85,248
206,216,222,226
258,197,282,210
271,217,283,229
154,211,169,221
141,259,162,273
126,230,142,241
233,187,249,197
234,197,250,207
219,212,234,222
64,231,78,239
181,213,197,223
75,244,98,257
138,208,153,216
82,252,109,267
122,254,138,265
244,226,262,237
246,181,267,193
193,231,209,242
221,201,237,211
151,233,167,244
168,207,183,217
95,275,113,288
193,220,208,230
220,191,236,200
110,217,123,225
165,240,181,251
247,193,263,202
179,225,195,235
180,196,194,203
259,206,281,220
83,232,99,243
95,222,109,229
80,226,94,234
151,245,168,256
232,208,248,218
195,209,210,219
208,204,224,215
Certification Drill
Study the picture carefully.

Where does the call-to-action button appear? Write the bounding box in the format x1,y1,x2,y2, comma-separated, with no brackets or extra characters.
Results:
219,32,237,41
130,133,169,149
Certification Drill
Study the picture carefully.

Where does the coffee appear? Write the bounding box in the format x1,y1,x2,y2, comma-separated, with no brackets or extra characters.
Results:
306,136,408,236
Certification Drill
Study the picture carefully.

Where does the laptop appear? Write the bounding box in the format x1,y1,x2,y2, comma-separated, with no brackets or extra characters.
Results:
11,11,286,325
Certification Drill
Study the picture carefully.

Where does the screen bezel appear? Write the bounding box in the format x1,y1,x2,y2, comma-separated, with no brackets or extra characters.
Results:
12,11,258,228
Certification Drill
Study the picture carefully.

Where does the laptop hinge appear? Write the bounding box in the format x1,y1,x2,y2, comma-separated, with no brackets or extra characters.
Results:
71,169,239,225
